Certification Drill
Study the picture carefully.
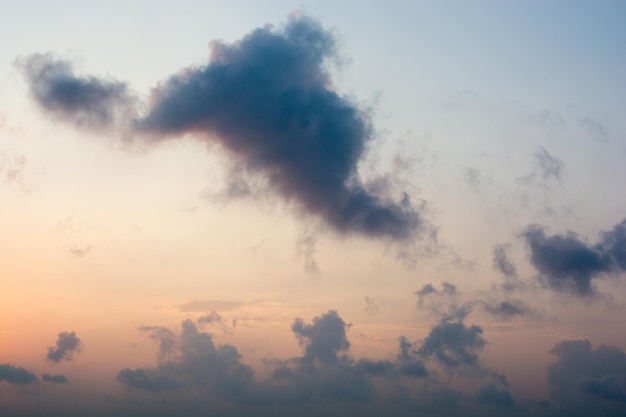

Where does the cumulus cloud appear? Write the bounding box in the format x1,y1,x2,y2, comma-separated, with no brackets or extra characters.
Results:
120,310,512,413
122,319,254,402
46,331,81,363
291,310,351,366
522,218,626,297
42,373,69,384
0,363,38,384
417,320,485,368
17,52,135,130
19,15,424,242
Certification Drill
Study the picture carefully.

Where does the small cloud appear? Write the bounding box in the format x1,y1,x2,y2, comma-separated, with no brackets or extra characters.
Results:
522,218,626,298
364,296,381,316
42,373,68,384
46,331,81,363
65,244,92,258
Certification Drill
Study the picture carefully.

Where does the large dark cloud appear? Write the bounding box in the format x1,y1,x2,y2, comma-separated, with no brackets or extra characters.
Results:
46,331,81,363
522,218,626,297
547,339,626,416
17,53,135,130
19,16,422,241
0,363,38,384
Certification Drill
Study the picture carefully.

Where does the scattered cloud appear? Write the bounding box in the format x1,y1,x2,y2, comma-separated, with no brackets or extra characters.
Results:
46,331,81,363
522,218,626,297
16,52,136,130
42,373,68,384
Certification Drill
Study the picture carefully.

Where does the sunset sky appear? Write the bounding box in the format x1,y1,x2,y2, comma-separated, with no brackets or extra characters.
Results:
1,1,626,416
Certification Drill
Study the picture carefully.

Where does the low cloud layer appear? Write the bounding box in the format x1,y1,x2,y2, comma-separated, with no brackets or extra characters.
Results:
548,339,626,415
113,309,516,415
523,218,626,297
46,331,81,363
18,15,423,241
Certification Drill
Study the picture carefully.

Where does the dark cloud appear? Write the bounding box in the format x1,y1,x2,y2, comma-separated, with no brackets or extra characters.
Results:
548,339,626,416
46,331,81,363
522,219,626,297
42,373,68,384
476,384,516,407
417,320,485,368
581,375,626,403
20,16,423,241
122,319,254,402
117,368,181,392
395,336,429,377
17,52,135,130
0,363,38,384
291,310,351,366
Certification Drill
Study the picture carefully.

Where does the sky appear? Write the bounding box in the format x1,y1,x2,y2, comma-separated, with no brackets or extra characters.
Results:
1,1,626,416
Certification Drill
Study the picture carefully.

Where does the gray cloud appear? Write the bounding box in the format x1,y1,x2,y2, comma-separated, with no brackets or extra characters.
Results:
20,16,423,242
46,331,81,363
476,383,516,407
291,310,351,366
117,368,181,392
522,219,626,297
417,320,485,368
17,52,135,130
122,319,254,402
482,299,531,319
548,339,626,415
42,373,69,384
0,363,38,384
